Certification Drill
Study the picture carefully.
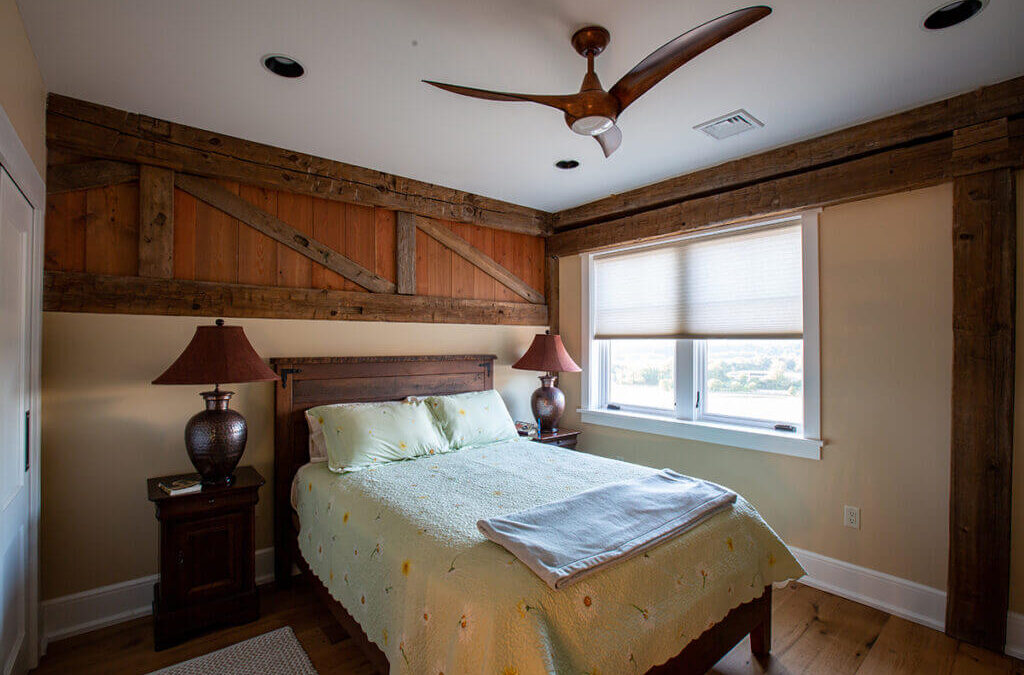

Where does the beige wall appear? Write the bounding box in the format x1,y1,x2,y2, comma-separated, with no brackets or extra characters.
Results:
560,184,958,594
0,0,45,174
40,313,543,599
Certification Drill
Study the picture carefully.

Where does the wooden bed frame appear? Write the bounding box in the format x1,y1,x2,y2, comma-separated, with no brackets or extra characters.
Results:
272,355,772,674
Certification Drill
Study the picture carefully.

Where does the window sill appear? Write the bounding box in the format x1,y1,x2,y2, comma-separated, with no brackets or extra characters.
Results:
578,408,823,460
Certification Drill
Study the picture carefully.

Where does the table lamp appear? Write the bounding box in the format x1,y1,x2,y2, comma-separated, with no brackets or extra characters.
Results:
512,331,581,432
153,319,277,486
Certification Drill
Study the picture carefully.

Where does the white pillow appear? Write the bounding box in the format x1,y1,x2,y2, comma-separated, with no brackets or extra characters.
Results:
305,409,328,463
309,400,449,473
425,390,519,449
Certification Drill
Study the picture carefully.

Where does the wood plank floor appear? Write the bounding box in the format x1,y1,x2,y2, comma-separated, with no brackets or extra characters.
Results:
32,581,1023,674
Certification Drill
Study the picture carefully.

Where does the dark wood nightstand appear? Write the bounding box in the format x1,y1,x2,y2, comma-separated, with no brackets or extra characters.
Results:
147,466,265,650
520,428,581,449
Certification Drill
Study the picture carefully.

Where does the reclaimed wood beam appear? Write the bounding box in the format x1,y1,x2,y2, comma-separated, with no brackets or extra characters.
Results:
138,165,174,278
545,250,560,335
395,211,416,295
175,174,395,294
43,271,548,326
412,214,545,304
46,94,551,236
548,136,956,256
946,168,1015,651
554,74,1024,230
47,159,138,194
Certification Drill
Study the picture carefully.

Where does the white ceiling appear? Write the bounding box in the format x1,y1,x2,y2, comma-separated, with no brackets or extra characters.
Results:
18,0,1024,213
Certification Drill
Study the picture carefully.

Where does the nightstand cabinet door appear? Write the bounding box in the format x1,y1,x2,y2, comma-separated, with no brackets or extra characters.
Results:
160,509,252,609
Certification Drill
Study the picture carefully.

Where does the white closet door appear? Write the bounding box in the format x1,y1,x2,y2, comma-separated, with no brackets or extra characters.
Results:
0,166,31,675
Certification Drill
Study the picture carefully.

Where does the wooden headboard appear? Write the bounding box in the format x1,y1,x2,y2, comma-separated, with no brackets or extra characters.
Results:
271,354,496,584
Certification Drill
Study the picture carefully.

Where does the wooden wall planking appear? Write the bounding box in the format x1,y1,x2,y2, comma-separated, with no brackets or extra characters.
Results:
310,198,345,290
276,191,314,288
44,191,86,272
237,185,279,286
194,179,239,283
44,180,545,305
374,208,396,284
345,204,376,292
85,182,138,277
173,189,197,280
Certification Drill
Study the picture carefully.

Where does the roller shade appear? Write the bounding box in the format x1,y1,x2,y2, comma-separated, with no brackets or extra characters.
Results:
593,223,803,339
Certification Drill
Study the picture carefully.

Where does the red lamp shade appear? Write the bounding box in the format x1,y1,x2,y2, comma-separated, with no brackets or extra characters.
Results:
512,333,581,373
153,320,277,385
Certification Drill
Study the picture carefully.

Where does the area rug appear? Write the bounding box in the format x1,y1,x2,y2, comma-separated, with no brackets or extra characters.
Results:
148,626,318,675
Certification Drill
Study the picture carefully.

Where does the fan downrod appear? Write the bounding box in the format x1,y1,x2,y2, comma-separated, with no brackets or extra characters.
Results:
571,26,610,58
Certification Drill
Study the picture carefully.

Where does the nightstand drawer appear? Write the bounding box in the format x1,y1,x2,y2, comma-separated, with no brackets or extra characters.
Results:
154,488,258,519
521,428,580,449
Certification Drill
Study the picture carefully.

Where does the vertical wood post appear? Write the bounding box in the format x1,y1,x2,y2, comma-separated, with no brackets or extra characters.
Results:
545,254,560,335
396,212,416,295
138,165,174,278
946,168,1015,651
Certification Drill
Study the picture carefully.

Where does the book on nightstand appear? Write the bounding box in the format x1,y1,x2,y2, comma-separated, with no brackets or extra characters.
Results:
157,477,202,496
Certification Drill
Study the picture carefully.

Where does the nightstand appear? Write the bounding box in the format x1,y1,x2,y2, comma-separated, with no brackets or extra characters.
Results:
521,428,581,450
147,466,265,650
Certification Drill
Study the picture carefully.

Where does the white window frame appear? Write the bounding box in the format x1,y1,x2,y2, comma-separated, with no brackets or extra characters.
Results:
580,211,823,460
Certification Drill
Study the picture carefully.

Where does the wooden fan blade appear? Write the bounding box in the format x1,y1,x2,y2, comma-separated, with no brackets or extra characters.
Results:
595,124,622,157
423,81,578,112
609,6,771,112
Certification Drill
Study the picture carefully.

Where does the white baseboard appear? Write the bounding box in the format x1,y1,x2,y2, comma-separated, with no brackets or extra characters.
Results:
1007,613,1024,660
39,545,1024,660
41,547,276,652
790,546,1024,660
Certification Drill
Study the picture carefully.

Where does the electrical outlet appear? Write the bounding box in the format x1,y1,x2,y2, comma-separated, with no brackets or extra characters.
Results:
844,505,860,529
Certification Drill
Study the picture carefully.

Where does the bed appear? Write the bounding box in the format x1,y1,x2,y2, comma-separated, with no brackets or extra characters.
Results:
272,355,803,674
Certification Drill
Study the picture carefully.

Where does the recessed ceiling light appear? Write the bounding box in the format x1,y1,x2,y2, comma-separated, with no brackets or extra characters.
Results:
555,159,580,170
262,54,305,78
923,0,987,30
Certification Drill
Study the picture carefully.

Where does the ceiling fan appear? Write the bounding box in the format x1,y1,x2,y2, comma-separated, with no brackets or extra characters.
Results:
423,6,771,158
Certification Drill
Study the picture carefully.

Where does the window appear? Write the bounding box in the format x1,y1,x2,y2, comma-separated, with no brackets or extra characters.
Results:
581,213,822,459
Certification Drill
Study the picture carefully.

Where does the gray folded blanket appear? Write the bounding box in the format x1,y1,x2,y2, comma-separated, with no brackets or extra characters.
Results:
477,469,737,589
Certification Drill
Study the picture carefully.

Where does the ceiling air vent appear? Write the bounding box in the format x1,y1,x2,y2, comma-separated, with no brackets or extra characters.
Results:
694,109,764,140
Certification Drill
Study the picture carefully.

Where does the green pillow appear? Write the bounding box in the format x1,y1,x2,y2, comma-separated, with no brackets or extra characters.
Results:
425,390,519,449
308,400,449,473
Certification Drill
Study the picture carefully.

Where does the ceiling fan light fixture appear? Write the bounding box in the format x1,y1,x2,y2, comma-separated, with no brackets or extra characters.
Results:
570,115,615,136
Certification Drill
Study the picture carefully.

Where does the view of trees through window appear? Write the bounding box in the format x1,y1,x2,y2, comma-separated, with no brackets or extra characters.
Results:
607,340,675,410
604,338,803,424
703,339,803,425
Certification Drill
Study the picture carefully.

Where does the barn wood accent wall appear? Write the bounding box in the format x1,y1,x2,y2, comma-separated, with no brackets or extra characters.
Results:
44,98,548,326
412,213,546,303
175,173,396,293
946,168,1016,651
46,94,551,236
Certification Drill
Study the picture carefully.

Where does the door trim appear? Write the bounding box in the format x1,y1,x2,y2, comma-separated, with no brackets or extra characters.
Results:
0,101,44,669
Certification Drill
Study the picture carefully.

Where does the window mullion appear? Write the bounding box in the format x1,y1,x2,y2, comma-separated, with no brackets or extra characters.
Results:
675,339,694,420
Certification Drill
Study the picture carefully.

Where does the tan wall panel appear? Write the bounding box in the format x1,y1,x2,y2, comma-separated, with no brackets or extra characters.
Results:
0,0,45,175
